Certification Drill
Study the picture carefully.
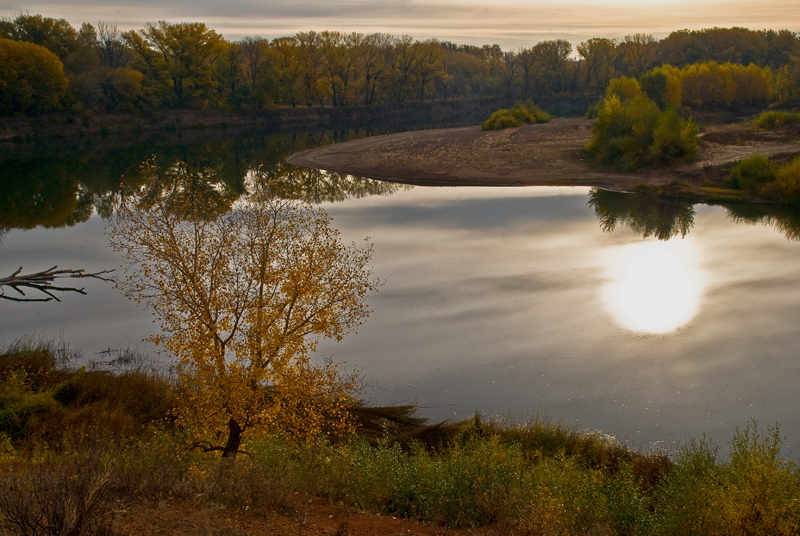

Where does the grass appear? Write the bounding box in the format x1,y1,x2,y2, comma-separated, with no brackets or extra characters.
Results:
3,338,800,535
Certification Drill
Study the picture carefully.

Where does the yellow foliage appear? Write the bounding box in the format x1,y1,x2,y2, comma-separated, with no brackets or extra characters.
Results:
680,61,770,109
108,174,378,457
0,37,68,115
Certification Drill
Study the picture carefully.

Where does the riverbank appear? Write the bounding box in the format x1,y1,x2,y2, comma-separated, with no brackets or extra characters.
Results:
0,100,502,143
288,117,800,197
1,338,797,536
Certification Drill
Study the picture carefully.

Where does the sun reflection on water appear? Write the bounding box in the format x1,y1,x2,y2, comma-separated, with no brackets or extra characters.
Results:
603,238,707,334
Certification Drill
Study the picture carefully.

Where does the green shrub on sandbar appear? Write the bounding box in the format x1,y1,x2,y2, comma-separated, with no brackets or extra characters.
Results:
775,156,800,199
727,155,777,192
482,101,552,131
585,77,698,171
726,155,800,202
756,110,800,129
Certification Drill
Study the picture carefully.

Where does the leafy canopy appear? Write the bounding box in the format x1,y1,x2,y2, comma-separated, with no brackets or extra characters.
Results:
585,77,698,171
108,175,379,457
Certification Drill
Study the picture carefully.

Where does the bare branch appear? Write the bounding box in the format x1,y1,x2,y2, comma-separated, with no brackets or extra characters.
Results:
0,266,114,303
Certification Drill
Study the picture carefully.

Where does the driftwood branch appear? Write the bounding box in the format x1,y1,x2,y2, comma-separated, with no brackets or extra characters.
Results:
0,266,114,303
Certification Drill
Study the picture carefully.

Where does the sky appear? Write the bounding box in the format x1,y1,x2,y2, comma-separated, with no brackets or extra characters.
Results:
2,0,800,50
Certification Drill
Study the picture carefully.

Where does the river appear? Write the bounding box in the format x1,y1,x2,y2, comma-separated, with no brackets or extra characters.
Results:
2,128,800,453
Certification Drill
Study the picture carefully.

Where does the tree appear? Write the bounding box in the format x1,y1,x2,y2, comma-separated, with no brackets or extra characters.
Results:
358,33,394,104
108,184,378,458
7,14,78,60
132,21,224,108
578,38,618,95
296,30,328,106
0,38,68,115
620,33,657,77
531,40,572,96
96,22,132,68
271,36,304,107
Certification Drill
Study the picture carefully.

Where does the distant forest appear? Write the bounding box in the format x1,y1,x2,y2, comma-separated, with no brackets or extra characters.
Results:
1,13,799,116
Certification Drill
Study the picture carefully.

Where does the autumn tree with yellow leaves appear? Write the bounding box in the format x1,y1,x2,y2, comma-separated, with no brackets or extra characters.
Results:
108,182,378,457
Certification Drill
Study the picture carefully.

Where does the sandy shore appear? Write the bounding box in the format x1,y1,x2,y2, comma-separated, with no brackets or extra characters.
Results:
288,117,800,193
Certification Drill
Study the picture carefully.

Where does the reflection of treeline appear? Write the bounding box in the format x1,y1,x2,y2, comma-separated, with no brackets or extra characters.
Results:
723,202,800,242
258,166,407,204
589,187,800,242
0,129,404,231
2,14,800,116
588,188,696,240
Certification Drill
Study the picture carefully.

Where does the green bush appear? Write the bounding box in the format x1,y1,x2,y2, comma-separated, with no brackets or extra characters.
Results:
775,156,800,199
725,155,800,203
650,107,699,163
756,110,800,129
584,93,659,170
648,422,800,536
727,155,777,192
482,101,552,131
585,82,699,171
0,371,59,439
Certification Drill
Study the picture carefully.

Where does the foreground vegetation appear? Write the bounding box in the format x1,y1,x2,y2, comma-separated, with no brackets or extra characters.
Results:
2,338,800,535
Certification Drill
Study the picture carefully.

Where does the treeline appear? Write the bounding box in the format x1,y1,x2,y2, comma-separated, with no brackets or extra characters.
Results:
2,14,800,116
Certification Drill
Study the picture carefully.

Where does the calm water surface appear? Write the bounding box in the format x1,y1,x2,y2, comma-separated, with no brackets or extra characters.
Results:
2,131,800,452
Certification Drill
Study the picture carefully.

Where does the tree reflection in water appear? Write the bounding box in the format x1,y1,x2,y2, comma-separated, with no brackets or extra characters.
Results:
0,128,399,232
588,188,696,240
255,164,406,204
0,157,406,233
723,203,800,242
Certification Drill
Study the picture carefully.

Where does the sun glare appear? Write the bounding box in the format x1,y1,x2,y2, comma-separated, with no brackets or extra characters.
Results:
602,239,706,334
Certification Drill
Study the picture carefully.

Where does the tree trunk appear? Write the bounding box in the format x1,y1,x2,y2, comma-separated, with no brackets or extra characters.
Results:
222,418,243,458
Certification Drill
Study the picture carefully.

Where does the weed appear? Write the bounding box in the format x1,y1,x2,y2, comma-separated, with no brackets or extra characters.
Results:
0,453,115,536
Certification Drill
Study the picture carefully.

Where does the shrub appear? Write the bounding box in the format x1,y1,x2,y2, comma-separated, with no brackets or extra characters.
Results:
648,422,800,536
482,101,552,130
775,156,800,200
0,371,59,439
585,79,699,171
481,109,521,130
0,454,115,536
584,94,659,170
757,110,800,129
650,107,699,164
727,155,777,193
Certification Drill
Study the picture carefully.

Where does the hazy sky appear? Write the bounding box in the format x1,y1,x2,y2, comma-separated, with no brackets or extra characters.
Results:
2,0,800,50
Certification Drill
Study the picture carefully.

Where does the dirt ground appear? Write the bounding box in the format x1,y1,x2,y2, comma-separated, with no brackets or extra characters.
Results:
288,118,800,193
118,498,500,536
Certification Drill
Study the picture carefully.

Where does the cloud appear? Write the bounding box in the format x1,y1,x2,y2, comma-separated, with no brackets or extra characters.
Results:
3,0,799,48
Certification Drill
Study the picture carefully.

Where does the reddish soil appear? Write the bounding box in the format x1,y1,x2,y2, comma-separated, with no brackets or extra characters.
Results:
117,498,498,536
288,118,800,193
